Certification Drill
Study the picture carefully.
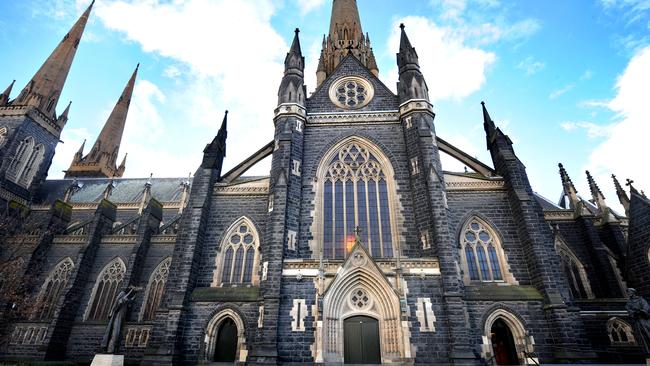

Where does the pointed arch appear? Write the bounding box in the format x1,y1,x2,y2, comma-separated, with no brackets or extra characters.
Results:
320,245,409,363
607,317,636,345
140,257,171,321
35,257,75,320
6,136,35,183
85,257,126,321
458,215,516,284
0,127,8,148
554,236,594,299
481,308,535,365
212,217,261,286
203,307,248,363
313,136,401,259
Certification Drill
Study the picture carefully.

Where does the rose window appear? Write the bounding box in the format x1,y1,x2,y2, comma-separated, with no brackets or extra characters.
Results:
329,77,374,109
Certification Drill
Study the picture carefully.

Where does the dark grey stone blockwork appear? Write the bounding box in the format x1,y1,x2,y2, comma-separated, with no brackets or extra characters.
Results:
446,190,532,285
196,194,268,287
277,279,316,363
404,276,450,364
626,194,650,299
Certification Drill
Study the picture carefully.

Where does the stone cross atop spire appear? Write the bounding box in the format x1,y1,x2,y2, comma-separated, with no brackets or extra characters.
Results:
14,1,94,122
65,64,138,178
316,0,378,87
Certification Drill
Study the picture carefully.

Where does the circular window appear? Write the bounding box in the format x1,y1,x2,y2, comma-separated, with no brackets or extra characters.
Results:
329,77,374,109
349,288,372,310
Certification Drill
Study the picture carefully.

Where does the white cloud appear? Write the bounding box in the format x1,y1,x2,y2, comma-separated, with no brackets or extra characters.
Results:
584,46,650,203
294,0,326,15
517,56,545,75
549,83,575,99
560,121,614,138
385,16,496,101
92,0,288,177
581,69,594,80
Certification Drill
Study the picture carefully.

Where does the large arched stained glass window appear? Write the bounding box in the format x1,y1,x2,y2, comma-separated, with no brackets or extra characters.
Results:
460,217,514,284
214,218,260,286
36,257,75,320
85,258,126,321
140,258,171,321
320,140,396,259
555,238,594,299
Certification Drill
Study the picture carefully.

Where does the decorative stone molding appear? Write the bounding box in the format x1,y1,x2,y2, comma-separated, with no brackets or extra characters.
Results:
52,235,87,245
100,235,138,245
282,258,440,278
150,235,177,244
444,180,505,191
287,230,297,251
306,111,399,126
398,99,434,116
415,298,436,332
124,326,152,348
544,210,575,221
291,299,308,332
10,323,49,345
214,179,270,196
0,187,29,206
274,103,307,120
0,105,61,137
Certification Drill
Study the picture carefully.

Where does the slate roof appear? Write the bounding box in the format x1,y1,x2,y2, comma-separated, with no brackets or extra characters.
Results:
36,177,189,204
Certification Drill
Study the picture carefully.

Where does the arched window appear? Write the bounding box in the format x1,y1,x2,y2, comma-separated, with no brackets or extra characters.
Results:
555,238,594,299
6,136,34,183
18,144,45,187
140,258,171,321
0,127,8,148
213,218,260,286
607,318,636,345
460,217,514,284
35,258,74,320
85,258,126,321
317,139,398,259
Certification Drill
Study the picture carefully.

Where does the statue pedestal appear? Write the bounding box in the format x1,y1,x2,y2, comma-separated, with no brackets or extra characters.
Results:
90,354,124,366
646,357,650,366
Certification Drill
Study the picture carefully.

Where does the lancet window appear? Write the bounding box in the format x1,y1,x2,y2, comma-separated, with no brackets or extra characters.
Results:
215,218,260,286
555,238,594,299
35,258,75,320
320,140,396,259
85,258,126,321
6,136,44,188
0,127,7,147
140,258,171,321
460,217,511,283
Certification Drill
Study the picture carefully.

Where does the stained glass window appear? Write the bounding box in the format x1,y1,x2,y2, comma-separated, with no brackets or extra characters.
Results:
140,258,171,321
36,258,74,320
321,142,394,258
218,219,259,286
86,258,126,321
461,218,508,283
555,239,594,299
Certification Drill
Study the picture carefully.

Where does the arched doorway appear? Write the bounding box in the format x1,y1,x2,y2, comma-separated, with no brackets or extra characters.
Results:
344,316,381,364
214,318,237,362
490,318,519,365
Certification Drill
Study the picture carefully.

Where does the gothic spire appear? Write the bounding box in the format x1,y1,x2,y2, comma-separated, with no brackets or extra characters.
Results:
558,163,580,211
612,174,630,215
317,0,378,86
64,64,138,178
482,101,497,139
278,30,305,105
14,1,94,120
0,80,15,106
284,29,305,76
396,24,428,101
202,111,228,170
58,101,72,128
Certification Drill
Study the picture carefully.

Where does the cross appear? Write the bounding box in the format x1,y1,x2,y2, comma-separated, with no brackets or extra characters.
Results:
626,179,635,187
354,226,363,238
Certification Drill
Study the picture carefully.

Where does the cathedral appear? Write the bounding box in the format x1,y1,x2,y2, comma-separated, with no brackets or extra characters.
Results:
1,0,650,365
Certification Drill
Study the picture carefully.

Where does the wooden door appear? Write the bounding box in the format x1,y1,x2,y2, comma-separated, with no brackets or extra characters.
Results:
344,315,381,364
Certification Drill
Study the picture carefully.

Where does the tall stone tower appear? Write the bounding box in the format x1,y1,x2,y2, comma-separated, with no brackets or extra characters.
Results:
64,64,138,178
0,2,93,204
316,0,378,87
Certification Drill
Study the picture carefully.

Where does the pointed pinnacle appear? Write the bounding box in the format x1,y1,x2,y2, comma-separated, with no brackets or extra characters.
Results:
399,23,413,53
289,28,302,55
481,101,497,135
119,153,128,169
0,80,15,103
586,170,605,199
612,174,630,214
76,139,86,155
61,101,72,117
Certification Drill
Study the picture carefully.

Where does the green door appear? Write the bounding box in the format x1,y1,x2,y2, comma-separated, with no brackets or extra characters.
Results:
344,316,381,364
214,318,237,362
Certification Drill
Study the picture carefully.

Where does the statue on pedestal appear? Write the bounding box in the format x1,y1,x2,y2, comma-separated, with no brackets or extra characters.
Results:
625,288,650,355
101,286,140,354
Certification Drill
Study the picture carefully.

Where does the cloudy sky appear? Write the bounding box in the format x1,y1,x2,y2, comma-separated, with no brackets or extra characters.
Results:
0,0,648,212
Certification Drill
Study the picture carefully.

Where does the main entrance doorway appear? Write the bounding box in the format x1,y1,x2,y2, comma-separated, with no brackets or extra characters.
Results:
344,316,381,364
491,318,520,365
214,318,237,362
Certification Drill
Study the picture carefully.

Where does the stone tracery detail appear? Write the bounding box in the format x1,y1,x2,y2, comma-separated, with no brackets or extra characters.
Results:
140,257,171,321
214,217,260,286
35,257,75,320
85,258,126,321
459,217,515,284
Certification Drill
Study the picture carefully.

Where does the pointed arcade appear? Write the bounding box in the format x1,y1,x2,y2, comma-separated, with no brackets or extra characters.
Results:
14,1,94,121
64,64,138,178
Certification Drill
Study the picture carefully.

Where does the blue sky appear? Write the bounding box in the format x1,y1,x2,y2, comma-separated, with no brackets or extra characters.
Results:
0,0,648,211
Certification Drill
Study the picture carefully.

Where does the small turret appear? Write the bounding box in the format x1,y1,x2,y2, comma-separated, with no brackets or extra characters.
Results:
278,29,306,105
396,24,429,102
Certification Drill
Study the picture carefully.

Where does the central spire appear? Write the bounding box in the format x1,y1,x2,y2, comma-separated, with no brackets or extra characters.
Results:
317,0,378,87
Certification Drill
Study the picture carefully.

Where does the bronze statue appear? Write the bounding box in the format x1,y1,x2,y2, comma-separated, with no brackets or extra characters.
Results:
625,288,650,354
101,286,140,354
